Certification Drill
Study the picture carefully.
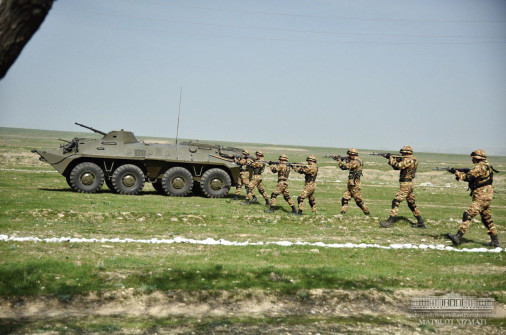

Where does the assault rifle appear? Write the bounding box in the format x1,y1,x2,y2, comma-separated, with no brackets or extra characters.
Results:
324,154,348,162
433,167,471,173
369,152,402,159
265,161,306,168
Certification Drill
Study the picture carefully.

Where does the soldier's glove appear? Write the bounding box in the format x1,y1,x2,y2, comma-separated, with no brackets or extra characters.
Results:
334,155,340,161
448,168,456,174
385,154,391,159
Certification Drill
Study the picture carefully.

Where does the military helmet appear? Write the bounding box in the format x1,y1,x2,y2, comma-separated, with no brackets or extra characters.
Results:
255,150,264,157
306,155,317,163
347,148,359,156
400,145,413,154
471,149,487,160
242,149,250,155
279,154,288,161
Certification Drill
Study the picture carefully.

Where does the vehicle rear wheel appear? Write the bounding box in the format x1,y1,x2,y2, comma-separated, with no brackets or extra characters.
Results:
69,162,104,193
162,167,193,196
152,180,166,195
200,168,231,198
111,164,145,195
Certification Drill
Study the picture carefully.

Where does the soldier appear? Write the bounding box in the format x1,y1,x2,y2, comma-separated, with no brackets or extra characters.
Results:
336,148,370,215
446,150,500,247
265,154,297,213
380,146,426,228
241,151,270,206
293,155,318,215
232,149,253,200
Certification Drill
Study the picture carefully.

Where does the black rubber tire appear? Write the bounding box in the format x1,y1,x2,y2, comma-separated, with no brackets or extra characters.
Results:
65,174,76,191
200,168,231,198
152,180,166,195
105,177,118,193
111,164,145,195
69,162,104,193
162,167,193,197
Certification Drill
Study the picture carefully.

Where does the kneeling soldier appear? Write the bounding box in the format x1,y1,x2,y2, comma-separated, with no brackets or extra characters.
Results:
447,150,500,247
380,146,426,228
265,154,297,213
336,148,370,215
293,155,318,215
242,151,270,206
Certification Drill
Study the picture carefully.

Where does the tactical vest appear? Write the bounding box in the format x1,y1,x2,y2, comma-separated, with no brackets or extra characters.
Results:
252,160,265,175
305,165,318,184
469,163,493,192
348,158,363,182
399,156,417,182
277,164,290,181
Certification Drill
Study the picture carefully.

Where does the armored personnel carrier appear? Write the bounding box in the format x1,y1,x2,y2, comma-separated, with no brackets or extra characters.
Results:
32,123,243,198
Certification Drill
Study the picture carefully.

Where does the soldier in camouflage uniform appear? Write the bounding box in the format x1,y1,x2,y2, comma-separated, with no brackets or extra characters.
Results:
293,155,318,215
447,150,500,247
335,148,370,215
380,146,426,228
265,154,297,213
242,151,270,206
233,150,253,200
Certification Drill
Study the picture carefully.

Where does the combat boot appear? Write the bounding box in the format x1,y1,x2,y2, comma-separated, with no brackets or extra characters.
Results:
380,216,395,228
252,195,258,202
264,206,274,213
488,235,500,248
446,231,463,246
340,211,346,215
295,210,303,216
265,198,270,206
240,199,250,206
415,216,426,229
363,211,370,216
291,206,297,214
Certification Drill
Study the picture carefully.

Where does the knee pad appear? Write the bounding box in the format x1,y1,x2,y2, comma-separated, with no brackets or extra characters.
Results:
463,211,472,222
270,194,277,199
356,201,364,209
481,215,492,225
283,194,290,201
297,196,302,204
341,198,349,206
392,199,400,209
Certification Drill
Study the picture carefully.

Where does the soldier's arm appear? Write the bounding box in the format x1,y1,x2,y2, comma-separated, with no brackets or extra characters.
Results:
337,159,348,170
390,157,411,170
270,165,278,173
455,165,481,182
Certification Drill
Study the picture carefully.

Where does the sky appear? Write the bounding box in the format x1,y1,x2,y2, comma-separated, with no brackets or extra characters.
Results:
0,0,505,155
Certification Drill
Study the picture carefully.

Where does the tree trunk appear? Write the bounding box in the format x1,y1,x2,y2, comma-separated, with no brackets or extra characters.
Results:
0,0,54,79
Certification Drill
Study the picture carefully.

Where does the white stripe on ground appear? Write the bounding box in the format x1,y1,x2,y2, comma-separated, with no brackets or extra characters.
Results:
0,234,502,253
0,168,57,173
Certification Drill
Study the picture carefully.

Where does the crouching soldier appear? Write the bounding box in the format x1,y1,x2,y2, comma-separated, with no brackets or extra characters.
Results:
242,151,270,206
336,148,370,215
293,155,318,215
380,146,426,228
265,154,297,213
447,150,500,248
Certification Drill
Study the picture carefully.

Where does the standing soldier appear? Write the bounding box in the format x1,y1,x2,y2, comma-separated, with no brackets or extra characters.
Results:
265,154,297,214
242,151,270,206
446,150,500,247
293,155,318,215
380,146,426,228
336,148,370,215
222,149,253,200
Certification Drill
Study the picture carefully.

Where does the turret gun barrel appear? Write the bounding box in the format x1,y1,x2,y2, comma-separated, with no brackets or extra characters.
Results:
75,122,107,136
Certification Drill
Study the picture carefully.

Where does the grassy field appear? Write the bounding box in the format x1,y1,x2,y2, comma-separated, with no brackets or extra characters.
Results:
0,127,505,334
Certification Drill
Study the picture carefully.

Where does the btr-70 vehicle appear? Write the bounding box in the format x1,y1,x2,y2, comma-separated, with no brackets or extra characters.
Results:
32,123,243,198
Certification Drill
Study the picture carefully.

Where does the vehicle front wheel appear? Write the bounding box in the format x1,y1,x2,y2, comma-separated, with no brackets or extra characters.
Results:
200,168,231,198
69,162,104,193
111,164,145,195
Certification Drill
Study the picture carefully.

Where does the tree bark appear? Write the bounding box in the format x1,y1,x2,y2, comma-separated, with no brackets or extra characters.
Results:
0,0,54,79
